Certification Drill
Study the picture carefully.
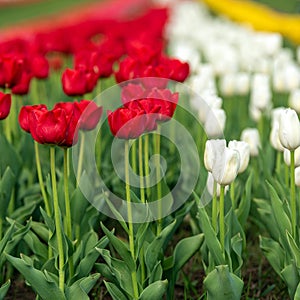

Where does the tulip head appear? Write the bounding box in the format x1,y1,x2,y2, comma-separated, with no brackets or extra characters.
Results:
0,92,12,120
241,128,261,156
228,140,250,173
204,139,226,172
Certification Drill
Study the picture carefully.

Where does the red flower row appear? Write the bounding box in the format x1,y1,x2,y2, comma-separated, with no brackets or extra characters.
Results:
19,100,102,147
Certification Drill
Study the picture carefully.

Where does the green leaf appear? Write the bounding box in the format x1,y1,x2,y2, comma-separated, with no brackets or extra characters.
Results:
172,234,203,274
31,220,49,243
0,280,10,299
236,171,253,227
100,223,135,271
0,167,16,218
286,231,300,269
267,182,292,249
281,262,300,299
10,199,40,224
195,196,225,266
139,280,168,300
149,261,163,284
104,281,128,300
5,253,65,300
259,236,285,279
145,220,176,274
204,265,243,300
66,273,100,300
0,135,22,176
0,221,15,254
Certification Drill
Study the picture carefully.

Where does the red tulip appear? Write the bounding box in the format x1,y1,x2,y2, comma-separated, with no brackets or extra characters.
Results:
75,100,103,131
61,67,97,96
0,92,12,120
30,55,49,79
121,83,146,105
107,106,146,139
160,57,190,82
12,71,32,95
19,104,47,132
0,54,24,89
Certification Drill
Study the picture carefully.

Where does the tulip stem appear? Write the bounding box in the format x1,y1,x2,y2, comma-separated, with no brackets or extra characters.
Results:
64,148,74,277
125,141,139,299
34,142,52,259
144,134,151,198
131,140,137,174
0,217,2,241
290,150,297,237
76,133,85,186
219,185,225,257
275,151,282,177
285,162,289,187
230,181,235,209
50,147,65,293
155,125,162,236
212,180,218,231
138,136,145,203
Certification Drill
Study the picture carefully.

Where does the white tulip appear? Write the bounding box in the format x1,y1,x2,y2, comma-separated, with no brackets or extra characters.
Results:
204,139,226,172
228,140,250,173
235,72,250,95
270,122,285,152
278,108,300,150
204,108,226,138
241,128,261,156
212,147,240,186
271,107,286,126
289,89,300,113
206,172,228,197
283,147,300,167
295,166,300,187
219,73,235,96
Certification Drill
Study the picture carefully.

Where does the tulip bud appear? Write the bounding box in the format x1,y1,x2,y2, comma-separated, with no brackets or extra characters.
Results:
235,72,250,95
241,128,261,156
283,147,300,167
204,108,226,138
278,108,300,150
206,172,228,197
219,73,235,96
0,92,11,120
204,139,226,172
212,146,240,186
295,166,300,187
228,140,250,173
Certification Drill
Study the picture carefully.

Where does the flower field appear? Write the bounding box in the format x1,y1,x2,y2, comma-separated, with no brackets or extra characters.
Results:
1,0,300,299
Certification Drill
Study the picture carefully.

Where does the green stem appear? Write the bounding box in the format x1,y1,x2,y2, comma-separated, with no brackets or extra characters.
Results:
290,150,296,237
50,147,65,293
76,133,85,186
230,181,235,209
64,148,73,277
0,217,2,240
155,126,162,236
138,136,145,203
35,142,51,215
131,140,137,175
35,142,53,259
144,134,151,198
275,151,282,177
125,141,139,299
212,180,218,231
219,185,225,257
285,159,289,187
96,126,102,173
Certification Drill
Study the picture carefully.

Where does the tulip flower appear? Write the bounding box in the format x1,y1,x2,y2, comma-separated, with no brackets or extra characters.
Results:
295,166,300,187
284,147,300,167
206,172,228,197
0,92,12,120
278,108,300,150
270,122,285,152
228,140,250,173
0,54,24,88
288,89,300,113
107,106,146,139
204,139,226,172
19,104,47,132
211,146,240,186
241,128,261,156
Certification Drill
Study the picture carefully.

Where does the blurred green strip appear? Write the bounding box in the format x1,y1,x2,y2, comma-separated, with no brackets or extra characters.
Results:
0,0,100,29
253,0,300,14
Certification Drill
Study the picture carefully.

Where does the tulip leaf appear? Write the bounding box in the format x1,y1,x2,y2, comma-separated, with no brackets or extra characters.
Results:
0,221,15,255
100,223,135,271
104,281,128,300
195,193,225,266
145,220,176,274
149,261,163,284
286,231,300,269
281,262,300,299
204,265,243,300
231,233,243,276
267,182,292,249
66,273,100,300
139,280,168,300
0,167,15,218
70,184,90,225
5,253,65,300
0,280,10,299
9,198,40,223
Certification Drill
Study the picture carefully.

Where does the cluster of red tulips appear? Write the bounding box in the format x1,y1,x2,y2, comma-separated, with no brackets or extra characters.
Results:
0,5,189,144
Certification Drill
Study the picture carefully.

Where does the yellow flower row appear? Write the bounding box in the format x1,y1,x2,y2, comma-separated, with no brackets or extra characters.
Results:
200,0,300,44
